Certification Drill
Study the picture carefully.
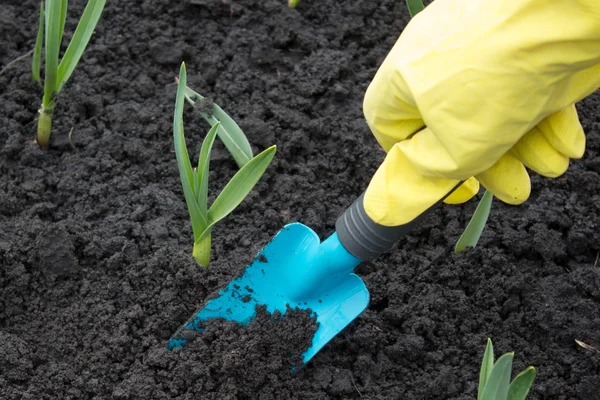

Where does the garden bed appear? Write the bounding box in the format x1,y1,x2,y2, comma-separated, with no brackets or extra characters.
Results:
1,0,599,398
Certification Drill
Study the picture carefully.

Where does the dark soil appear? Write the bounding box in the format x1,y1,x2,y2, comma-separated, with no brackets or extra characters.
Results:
1,0,599,398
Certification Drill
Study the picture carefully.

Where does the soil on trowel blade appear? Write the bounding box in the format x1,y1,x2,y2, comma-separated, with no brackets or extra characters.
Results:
113,306,318,399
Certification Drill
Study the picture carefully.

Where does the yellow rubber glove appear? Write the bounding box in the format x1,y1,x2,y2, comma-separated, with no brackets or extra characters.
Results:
363,0,600,226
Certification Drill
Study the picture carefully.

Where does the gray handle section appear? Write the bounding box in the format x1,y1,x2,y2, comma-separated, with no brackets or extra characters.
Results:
335,193,429,261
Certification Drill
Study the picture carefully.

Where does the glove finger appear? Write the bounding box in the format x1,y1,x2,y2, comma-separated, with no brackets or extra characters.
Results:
557,64,600,113
363,64,424,152
475,154,531,205
364,142,460,226
396,127,493,180
510,127,569,178
537,104,585,159
443,177,480,204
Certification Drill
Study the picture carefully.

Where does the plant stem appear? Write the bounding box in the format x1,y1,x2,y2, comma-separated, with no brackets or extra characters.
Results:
193,232,212,268
37,101,55,148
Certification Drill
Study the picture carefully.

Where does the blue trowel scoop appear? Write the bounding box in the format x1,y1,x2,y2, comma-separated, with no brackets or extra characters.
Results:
168,193,425,363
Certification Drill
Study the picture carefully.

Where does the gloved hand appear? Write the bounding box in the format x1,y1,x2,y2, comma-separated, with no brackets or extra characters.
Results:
362,0,600,226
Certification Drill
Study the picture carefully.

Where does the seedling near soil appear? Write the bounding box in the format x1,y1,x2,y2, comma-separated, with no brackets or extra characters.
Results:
178,83,254,169
406,0,425,17
32,0,106,148
478,339,536,400
174,63,276,268
455,190,493,252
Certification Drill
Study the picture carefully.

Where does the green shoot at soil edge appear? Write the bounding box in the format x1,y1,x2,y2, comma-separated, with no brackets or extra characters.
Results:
478,339,536,400
33,0,106,148
174,63,276,268
455,190,493,252
406,0,425,17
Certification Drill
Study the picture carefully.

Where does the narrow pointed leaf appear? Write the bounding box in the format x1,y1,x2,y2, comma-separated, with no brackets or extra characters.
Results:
58,0,67,47
196,122,221,217
479,339,495,399
406,0,425,18
481,353,513,400
507,367,536,400
198,145,276,240
183,86,253,167
57,0,106,93
173,63,206,238
32,1,45,83
211,105,253,163
43,0,62,105
455,190,493,253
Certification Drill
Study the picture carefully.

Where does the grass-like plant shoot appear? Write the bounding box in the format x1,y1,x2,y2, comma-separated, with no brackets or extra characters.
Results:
32,0,106,148
174,63,276,268
478,339,536,400
455,190,493,252
179,84,254,169
32,1,45,83
406,0,425,17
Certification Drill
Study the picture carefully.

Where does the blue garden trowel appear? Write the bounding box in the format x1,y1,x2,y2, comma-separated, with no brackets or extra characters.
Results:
168,192,426,363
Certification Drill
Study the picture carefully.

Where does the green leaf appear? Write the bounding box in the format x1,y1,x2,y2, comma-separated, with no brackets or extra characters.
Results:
212,104,253,164
183,86,253,167
455,190,493,253
173,63,206,239
507,367,536,400
479,338,495,399
58,0,67,47
198,145,276,240
196,122,221,218
32,1,45,84
406,0,425,18
42,0,63,106
56,0,106,93
480,353,514,400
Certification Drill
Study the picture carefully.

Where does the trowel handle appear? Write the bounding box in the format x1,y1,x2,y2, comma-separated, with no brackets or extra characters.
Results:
335,193,428,261
335,185,460,261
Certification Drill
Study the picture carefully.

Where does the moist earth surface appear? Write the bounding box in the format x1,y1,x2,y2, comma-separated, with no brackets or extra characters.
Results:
1,0,599,399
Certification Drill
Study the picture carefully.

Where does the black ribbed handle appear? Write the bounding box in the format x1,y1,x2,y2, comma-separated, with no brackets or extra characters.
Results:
335,180,464,261
335,193,428,261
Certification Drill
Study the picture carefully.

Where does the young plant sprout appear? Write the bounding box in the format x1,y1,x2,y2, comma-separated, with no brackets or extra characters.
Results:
478,339,536,400
406,0,425,17
32,0,106,148
179,85,254,168
174,63,276,268
455,190,493,252
32,1,45,83
288,0,300,8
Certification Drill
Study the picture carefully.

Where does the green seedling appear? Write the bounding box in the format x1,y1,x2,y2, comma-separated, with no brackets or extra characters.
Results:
174,63,276,268
406,0,425,17
32,1,45,83
288,0,300,8
455,190,493,252
179,84,253,168
32,0,106,148
478,339,536,400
